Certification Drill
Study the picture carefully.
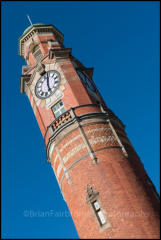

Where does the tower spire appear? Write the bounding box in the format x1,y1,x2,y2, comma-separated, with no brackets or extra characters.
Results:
27,14,33,25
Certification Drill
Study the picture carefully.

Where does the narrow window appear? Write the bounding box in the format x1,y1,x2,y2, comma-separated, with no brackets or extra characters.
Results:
51,101,66,119
92,200,106,226
32,45,43,63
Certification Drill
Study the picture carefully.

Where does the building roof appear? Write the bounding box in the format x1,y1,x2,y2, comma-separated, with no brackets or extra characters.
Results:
22,23,45,36
19,23,64,58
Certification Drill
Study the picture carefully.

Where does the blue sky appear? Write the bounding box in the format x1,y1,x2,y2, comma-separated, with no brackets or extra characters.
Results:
1,1,160,239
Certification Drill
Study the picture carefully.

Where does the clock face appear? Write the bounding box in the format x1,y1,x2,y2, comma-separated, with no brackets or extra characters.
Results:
35,70,61,99
77,70,96,93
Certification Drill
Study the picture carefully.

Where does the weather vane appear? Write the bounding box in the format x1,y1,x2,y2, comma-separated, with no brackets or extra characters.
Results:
27,14,33,25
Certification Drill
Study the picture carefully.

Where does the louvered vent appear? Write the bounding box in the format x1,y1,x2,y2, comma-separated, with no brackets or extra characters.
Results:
33,49,43,62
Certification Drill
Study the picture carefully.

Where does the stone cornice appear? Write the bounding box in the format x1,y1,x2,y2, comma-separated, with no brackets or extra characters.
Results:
20,74,31,93
49,48,72,60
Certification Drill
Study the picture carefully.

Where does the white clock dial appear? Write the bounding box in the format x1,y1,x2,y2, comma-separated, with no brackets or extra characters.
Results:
35,70,61,99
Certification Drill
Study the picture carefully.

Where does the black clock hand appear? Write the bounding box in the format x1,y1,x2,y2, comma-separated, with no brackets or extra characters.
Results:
46,73,51,91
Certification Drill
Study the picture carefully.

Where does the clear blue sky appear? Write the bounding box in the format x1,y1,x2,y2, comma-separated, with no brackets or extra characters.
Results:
1,1,160,239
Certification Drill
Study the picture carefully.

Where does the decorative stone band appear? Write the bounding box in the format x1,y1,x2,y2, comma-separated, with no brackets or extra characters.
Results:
52,133,132,182
46,108,132,190
55,140,120,179
59,146,122,190
45,104,127,163
52,126,123,180
57,128,115,157
46,112,104,161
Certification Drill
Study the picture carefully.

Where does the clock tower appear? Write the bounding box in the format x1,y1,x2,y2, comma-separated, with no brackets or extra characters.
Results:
19,23,160,238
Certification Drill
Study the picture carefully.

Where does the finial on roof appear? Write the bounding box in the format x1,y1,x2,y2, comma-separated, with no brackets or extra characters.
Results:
27,14,33,25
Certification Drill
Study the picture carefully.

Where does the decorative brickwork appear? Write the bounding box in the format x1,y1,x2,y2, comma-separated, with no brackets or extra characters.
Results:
19,23,160,239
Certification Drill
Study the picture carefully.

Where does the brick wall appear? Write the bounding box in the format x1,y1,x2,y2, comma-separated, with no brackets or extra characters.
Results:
21,28,160,239
50,121,160,238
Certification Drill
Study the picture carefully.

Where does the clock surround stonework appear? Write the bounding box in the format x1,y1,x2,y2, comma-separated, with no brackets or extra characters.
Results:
19,24,160,238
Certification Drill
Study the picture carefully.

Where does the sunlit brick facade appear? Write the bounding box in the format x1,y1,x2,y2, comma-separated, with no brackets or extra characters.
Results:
19,24,160,239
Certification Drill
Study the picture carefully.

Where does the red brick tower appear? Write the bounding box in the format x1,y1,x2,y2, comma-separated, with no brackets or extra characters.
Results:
19,24,160,238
